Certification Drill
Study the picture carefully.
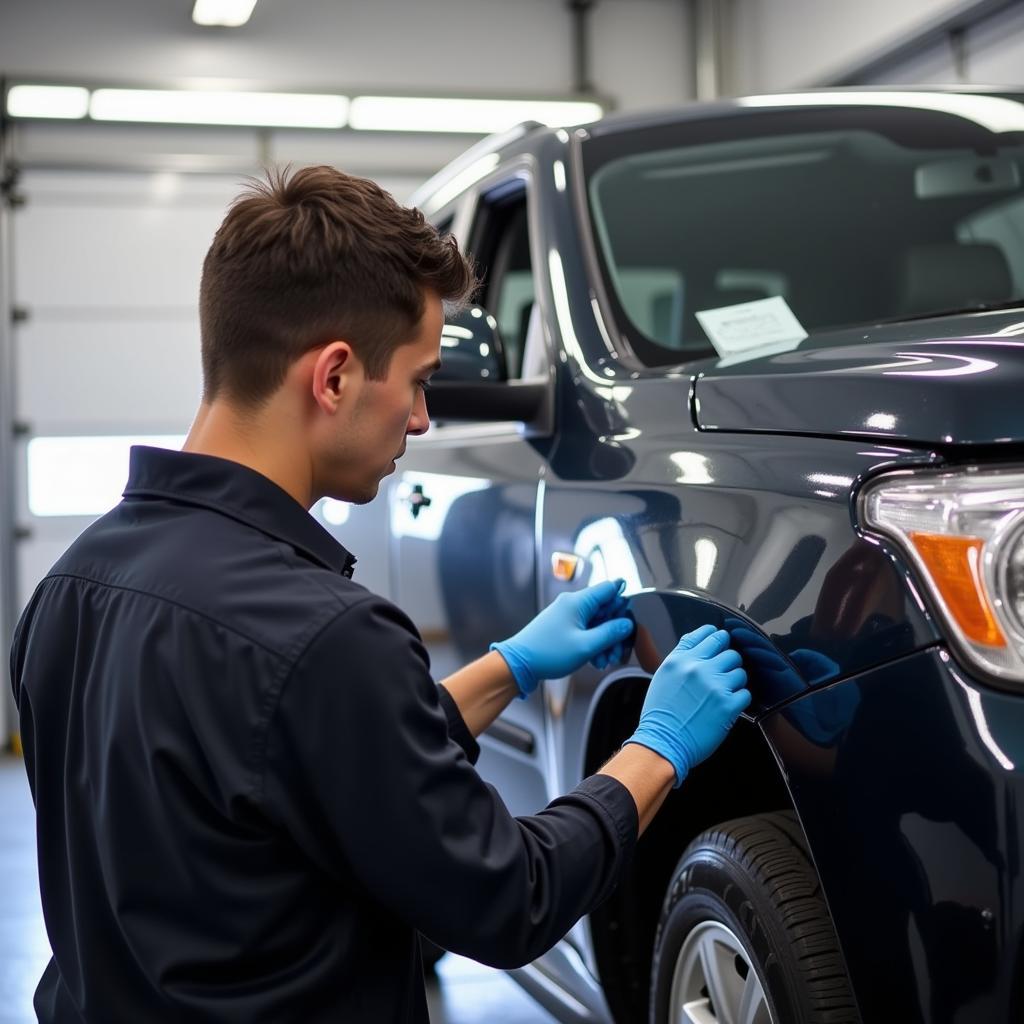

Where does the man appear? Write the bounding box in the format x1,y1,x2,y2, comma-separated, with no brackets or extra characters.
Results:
10,166,749,1022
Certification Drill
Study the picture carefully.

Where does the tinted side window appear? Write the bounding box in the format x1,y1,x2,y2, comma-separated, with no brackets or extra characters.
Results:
467,187,535,380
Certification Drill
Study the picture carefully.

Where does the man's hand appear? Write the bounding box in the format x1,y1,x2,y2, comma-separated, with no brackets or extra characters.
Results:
625,625,749,787
490,579,635,698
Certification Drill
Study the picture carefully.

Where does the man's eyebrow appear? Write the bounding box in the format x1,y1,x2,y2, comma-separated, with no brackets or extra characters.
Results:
420,359,442,373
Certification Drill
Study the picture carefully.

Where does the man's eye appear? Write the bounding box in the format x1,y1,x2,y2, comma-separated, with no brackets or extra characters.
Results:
417,379,432,392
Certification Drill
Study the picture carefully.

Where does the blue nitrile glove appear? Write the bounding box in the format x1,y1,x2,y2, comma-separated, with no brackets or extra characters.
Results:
625,625,750,787
586,588,633,670
490,579,636,698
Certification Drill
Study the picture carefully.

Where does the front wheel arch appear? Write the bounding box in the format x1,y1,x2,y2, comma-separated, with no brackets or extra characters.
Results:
584,677,795,1024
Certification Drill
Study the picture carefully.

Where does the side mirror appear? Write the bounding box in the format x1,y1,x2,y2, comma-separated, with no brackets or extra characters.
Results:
427,304,550,428
435,304,507,383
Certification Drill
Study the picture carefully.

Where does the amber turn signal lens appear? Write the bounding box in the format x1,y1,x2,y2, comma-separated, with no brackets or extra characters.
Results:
551,552,581,582
909,532,1006,648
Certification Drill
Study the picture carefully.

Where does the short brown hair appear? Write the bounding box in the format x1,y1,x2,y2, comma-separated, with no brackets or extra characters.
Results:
199,165,475,406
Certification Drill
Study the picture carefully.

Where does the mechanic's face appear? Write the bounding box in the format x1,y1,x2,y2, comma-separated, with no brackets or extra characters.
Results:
337,291,443,503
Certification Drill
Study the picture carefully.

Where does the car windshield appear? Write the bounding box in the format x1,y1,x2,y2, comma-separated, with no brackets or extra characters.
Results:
583,98,1024,367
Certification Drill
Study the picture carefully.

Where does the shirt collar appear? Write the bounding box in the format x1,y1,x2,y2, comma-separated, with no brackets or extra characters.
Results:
123,446,357,578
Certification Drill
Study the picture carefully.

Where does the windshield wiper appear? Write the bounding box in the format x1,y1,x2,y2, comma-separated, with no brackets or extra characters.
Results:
875,298,1024,325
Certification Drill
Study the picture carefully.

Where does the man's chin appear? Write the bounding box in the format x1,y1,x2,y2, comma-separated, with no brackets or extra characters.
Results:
329,483,378,506
325,470,390,506
352,484,379,505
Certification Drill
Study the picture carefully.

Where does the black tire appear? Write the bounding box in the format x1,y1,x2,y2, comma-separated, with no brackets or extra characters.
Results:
650,812,860,1024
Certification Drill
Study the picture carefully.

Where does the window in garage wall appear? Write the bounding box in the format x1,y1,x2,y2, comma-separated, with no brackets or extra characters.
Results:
26,434,186,517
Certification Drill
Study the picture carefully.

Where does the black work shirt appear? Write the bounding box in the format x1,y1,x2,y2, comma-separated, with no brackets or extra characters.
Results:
10,446,638,1023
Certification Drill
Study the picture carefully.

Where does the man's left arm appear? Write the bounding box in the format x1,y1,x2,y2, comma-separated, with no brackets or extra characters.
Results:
440,579,634,738
440,652,520,738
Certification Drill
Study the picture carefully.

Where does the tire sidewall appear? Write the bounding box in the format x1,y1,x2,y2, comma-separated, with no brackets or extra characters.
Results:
650,849,793,1024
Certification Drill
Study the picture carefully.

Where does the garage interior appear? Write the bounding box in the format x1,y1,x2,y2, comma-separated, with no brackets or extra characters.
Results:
2,1,1024,1022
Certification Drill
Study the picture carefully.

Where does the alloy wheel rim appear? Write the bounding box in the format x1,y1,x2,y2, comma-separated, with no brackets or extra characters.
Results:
668,920,775,1024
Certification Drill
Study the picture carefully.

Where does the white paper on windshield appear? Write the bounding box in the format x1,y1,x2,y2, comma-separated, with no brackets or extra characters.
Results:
695,296,807,366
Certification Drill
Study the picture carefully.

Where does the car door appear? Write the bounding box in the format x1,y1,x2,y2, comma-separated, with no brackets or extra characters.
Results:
388,170,553,818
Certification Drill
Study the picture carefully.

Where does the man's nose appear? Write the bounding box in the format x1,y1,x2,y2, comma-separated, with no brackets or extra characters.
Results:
408,390,430,436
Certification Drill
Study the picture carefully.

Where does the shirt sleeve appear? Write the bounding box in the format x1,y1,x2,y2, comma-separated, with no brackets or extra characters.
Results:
10,599,32,712
436,684,480,765
259,596,638,969
9,623,19,708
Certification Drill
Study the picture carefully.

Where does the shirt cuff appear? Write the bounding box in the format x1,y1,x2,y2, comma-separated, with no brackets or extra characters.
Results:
437,685,481,765
573,774,639,853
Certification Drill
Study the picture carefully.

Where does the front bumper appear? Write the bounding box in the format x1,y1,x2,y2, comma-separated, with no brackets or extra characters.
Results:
762,645,1024,1024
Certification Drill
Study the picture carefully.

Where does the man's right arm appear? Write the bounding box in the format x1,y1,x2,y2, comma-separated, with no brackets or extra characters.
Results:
601,624,749,834
598,744,676,834
260,599,746,968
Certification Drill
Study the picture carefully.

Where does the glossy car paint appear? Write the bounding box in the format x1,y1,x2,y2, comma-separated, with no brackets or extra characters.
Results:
329,99,1024,1023
695,325,1024,445
764,647,1024,1022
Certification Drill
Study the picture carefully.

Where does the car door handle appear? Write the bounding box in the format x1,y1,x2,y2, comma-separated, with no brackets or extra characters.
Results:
406,484,432,519
484,718,535,755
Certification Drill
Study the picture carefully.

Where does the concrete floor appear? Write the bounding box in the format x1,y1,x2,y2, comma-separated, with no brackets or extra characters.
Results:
0,756,556,1024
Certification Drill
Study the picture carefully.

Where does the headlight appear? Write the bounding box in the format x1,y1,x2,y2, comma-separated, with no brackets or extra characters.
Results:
860,467,1024,683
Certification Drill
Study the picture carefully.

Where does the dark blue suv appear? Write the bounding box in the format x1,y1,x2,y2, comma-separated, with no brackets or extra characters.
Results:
331,89,1024,1023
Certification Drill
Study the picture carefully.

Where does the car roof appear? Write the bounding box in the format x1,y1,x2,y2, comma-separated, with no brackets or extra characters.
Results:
410,86,1024,211
584,85,1024,136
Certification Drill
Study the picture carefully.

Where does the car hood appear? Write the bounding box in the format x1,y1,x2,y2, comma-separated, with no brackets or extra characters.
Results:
693,311,1024,446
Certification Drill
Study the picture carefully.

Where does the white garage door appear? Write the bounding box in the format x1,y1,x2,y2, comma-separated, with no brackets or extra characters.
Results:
5,169,243,738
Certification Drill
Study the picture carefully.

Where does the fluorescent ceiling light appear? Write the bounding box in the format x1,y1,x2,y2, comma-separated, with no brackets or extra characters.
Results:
89,88,348,128
7,84,89,119
349,96,603,134
7,82,601,135
738,91,1024,134
192,0,258,26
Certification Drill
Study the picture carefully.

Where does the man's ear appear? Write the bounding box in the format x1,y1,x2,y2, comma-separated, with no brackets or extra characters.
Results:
311,341,358,414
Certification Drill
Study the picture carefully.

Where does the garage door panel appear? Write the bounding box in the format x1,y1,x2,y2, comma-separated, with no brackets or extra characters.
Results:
20,171,246,201
14,204,222,309
15,318,201,431
13,171,241,309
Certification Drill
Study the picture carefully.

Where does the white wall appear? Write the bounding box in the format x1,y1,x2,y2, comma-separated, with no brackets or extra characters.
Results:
859,2,1024,85
968,2,1024,79
731,0,971,92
